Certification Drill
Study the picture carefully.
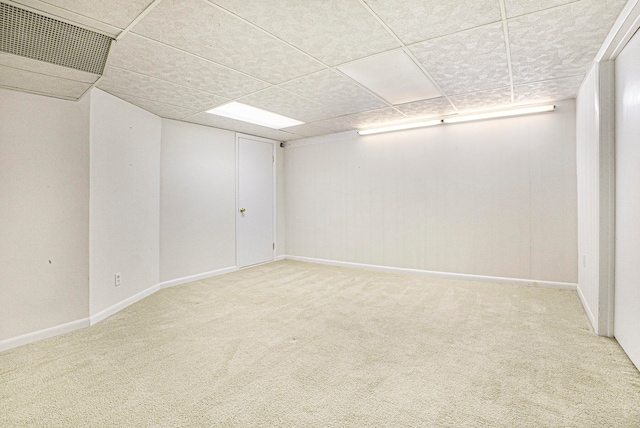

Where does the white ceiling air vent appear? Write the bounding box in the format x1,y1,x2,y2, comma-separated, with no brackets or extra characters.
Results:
0,2,113,75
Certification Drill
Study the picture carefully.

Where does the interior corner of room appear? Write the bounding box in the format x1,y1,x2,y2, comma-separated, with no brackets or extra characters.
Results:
1,0,639,424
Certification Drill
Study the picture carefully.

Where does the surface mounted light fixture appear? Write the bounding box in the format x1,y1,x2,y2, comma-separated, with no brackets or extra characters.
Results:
206,102,304,129
443,105,556,124
358,119,443,136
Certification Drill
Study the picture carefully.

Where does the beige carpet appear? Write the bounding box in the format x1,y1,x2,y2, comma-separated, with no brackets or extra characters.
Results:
1,260,639,427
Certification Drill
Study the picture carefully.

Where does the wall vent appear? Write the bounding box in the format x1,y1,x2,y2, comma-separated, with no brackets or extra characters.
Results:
0,2,113,75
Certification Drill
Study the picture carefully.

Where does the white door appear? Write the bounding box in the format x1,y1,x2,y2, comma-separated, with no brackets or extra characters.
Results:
237,136,274,268
614,30,640,371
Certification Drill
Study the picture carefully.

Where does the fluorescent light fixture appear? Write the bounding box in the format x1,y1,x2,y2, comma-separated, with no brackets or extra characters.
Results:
358,119,443,136
206,102,304,129
358,104,555,135
443,105,556,124
338,50,441,105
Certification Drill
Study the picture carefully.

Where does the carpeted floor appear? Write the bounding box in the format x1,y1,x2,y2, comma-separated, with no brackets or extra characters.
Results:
1,260,639,427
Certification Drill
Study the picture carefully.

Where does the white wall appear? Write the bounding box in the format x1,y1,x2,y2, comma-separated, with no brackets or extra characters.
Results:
575,62,615,336
0,88,90,342
285,99,577,284
614,29,640,369
160,119,236,282
1,87,286,349
89,89,161,318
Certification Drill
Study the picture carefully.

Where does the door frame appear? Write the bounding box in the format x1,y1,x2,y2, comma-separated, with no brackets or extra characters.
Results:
235,133,277,268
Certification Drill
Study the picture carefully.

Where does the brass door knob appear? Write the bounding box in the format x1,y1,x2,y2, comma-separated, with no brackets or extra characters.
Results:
240,208,246,213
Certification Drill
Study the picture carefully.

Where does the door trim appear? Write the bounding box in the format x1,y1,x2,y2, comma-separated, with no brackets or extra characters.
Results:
235,133,277,268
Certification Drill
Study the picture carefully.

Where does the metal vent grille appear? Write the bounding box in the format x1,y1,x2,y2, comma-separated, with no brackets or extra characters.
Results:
0,2,113,75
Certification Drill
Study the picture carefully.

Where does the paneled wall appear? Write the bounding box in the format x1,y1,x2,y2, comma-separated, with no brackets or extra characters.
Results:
89,89,161,318
0,88,90,342
614,29,640,368
575,62,615,336
285,99,577,284
160,119,236,282
1,88,282,350
576,65,600,331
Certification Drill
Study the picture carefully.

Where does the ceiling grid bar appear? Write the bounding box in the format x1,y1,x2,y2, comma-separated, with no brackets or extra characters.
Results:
125,33,274,84
115,0,166,41
200,0,402,112
0,0,627,140
106,64,231,100
499,0,516,103
201,0,329,69
77,38,116,101
1,0,120,37
355,0,458,112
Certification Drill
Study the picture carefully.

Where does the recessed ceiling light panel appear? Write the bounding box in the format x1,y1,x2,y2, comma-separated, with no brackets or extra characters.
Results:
206,102,304,129
338,50,441,105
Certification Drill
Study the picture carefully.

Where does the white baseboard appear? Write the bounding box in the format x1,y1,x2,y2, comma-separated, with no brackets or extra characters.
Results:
1,258,577,354
92,266,239,325
0,317,90,353
90,283,161,325
577,284,598,334
159,266,237,289
285,255,578,291
1,266,242,353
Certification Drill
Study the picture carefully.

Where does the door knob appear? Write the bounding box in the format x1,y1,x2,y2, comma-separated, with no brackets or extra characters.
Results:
240,208,246,213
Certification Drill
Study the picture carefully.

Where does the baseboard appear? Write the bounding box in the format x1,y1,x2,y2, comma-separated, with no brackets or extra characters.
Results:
285,255,578,291
1,258,577,354
90,283,161,325
159,266,237,289
92,267,237,326
1,266,242,353
0,317,90,353
577,284,598,334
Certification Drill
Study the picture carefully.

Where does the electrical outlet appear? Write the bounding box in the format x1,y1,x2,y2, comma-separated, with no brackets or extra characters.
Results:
115,272,121,286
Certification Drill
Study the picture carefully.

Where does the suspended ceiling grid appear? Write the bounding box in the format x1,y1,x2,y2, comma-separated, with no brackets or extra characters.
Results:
0,0,628,141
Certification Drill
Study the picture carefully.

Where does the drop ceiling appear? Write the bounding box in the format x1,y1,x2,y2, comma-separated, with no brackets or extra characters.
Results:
0,0,628,141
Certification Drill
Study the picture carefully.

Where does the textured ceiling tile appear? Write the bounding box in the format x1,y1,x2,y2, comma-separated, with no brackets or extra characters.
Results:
268,130,302,141
509,0,627,84
10,0,121,36
109,34,269,99
132,0,323,84
39,0,155,29
238,87,335,123
283,123,334,138
97,67,228,111
280,70,388,117
395,97,455,118
0,64,91,99
309,108,407,132
410,23,510,95
0,52,99,83
364,0,501,44
208,0,399,66
448,87,513,112
513,75,583,104
504,0,576,18
107,91,199,120
184,112,298,140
